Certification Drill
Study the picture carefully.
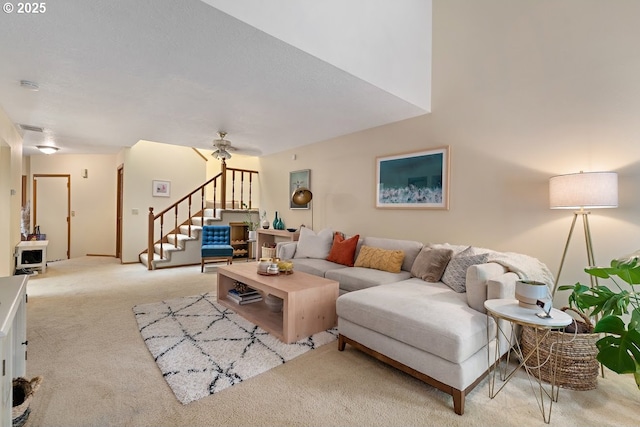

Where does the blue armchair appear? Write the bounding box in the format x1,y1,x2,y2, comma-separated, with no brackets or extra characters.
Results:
201,225,234,272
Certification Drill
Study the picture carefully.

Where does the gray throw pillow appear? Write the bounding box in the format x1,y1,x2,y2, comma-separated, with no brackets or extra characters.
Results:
410,248,454,282
442,252,489,293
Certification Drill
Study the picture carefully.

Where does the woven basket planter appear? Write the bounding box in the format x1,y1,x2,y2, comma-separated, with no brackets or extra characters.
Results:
12,376,43,427
261,247,276,259
520,307,599,391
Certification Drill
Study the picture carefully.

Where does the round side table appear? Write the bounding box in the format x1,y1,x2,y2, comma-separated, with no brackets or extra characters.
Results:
484,298,572,424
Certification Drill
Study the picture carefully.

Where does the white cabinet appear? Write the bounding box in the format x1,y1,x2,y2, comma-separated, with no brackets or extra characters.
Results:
15,241,49,273
0,276,28,427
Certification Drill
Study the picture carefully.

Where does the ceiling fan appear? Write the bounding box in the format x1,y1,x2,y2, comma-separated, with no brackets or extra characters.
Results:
211,131,262,160
211,131,234,160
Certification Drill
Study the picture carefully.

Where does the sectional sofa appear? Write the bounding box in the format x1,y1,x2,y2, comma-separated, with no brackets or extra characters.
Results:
276,227,553,415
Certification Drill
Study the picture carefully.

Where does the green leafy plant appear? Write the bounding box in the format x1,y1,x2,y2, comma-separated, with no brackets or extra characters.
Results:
241,203,259,231
558,257,640,389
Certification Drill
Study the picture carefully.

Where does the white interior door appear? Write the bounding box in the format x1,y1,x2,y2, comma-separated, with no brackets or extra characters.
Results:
34,175,69,262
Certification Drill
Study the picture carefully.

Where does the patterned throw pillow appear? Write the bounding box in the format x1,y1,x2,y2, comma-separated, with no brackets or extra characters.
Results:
326,233,360,266
441,252,489,293
410,247,454,282
354,245,405,273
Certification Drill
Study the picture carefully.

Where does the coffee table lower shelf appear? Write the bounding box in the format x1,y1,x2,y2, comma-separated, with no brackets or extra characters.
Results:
217,297,286,342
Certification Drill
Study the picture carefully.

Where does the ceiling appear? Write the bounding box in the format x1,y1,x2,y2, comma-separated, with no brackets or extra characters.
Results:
0,0,431,157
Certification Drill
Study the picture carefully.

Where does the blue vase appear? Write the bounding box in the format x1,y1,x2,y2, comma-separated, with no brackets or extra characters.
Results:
274,212,285,230
273,211,280,229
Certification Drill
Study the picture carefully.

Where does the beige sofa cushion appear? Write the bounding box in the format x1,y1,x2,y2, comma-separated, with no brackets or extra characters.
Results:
337,279,494,364
289,258,348,277
325,267,411,293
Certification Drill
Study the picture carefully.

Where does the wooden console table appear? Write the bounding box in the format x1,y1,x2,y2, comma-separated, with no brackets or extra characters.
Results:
256,229,300,258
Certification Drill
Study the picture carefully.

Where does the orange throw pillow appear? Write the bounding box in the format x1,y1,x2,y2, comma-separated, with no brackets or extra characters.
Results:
326,233,360,266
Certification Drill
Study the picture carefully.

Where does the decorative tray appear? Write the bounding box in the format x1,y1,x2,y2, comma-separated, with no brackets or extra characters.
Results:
256,270,293,276
257,271,280,276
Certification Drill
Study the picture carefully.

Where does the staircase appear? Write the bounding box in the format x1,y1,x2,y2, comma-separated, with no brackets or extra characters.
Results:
139,208,257,269
139,160,259,270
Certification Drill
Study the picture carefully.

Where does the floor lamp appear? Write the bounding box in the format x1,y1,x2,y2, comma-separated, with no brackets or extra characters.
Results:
549,171,618,297
291,187,313,230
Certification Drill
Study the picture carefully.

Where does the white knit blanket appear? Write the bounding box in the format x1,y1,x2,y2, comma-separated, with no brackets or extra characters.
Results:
486,251,555,286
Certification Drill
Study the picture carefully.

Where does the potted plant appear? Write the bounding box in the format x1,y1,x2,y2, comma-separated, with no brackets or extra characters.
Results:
242,203,259,240
558,256,640,390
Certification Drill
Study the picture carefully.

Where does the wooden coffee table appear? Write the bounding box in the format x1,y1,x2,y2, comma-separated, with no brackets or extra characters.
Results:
217,263,339,344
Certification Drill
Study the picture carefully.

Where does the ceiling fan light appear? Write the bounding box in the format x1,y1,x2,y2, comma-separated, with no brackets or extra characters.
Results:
36,145,59,154
212,148,231,160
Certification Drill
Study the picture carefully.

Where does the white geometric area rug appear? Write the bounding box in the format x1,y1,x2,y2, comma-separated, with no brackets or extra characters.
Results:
133,292,337,404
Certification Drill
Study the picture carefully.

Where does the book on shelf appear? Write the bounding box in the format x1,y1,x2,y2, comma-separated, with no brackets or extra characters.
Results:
227,292,263,305
228,288,260,298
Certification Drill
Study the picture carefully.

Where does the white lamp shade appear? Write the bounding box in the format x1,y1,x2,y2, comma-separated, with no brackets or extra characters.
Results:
549,171,618,209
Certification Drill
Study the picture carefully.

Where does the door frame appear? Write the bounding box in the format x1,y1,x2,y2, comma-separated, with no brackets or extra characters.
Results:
33,174,71,259
116,165,124,261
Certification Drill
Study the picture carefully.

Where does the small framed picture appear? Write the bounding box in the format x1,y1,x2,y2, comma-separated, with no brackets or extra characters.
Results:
152,180,171,197
289,169,310,209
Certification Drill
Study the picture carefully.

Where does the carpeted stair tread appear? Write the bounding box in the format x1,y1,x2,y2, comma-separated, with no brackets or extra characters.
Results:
167,233,195,247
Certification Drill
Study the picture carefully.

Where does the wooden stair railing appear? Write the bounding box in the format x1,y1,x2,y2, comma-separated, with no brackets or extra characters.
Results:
145,160,258,270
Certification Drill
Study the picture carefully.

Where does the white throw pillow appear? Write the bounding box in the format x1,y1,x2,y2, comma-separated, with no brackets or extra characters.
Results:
294,227,334,259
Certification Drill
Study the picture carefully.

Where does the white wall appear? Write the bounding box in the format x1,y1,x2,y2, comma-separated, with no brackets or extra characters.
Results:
258,0,640,306
0,107,23,276
121,140,207,263
29,154,118,258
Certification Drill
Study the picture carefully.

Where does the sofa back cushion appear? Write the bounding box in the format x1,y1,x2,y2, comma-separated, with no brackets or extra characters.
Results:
361,237,423,272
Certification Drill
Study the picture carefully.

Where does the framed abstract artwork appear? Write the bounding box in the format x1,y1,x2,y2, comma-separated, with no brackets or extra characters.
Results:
152,180,171,197
289,169,310,209
376,146,450,209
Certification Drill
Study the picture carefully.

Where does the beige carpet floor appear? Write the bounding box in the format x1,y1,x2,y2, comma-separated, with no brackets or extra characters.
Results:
23,257,638,427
